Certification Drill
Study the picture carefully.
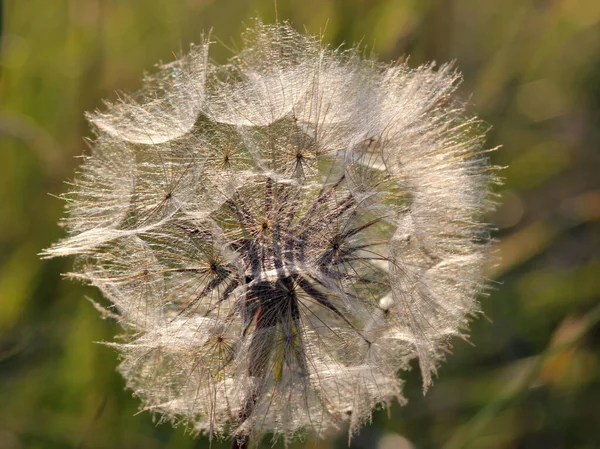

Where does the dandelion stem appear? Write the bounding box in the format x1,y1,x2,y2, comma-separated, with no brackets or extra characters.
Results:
232,436,249,449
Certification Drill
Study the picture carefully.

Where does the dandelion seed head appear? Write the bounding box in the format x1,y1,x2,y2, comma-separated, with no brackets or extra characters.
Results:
43,20,499,445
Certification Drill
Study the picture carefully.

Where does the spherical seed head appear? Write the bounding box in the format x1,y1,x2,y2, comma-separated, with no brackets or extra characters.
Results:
43,20,499,444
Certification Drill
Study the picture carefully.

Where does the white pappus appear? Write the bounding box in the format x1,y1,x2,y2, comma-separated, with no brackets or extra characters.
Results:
42,20,499,449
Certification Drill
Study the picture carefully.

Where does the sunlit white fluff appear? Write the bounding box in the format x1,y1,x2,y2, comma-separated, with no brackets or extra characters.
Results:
43,21,497,446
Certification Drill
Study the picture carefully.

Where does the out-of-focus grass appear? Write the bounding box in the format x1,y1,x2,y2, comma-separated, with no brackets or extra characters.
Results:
0,1,598,448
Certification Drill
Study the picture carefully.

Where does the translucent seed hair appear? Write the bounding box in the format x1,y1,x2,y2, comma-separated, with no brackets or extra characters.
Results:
42,20,498,447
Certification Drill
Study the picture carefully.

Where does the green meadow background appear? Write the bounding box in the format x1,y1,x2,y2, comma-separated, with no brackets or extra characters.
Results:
1,1,599,448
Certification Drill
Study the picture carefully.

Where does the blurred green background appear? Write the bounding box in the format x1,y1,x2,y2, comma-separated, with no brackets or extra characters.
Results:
1,0,599,448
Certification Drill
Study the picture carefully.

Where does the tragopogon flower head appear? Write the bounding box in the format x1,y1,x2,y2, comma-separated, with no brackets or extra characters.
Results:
43,21,498,447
